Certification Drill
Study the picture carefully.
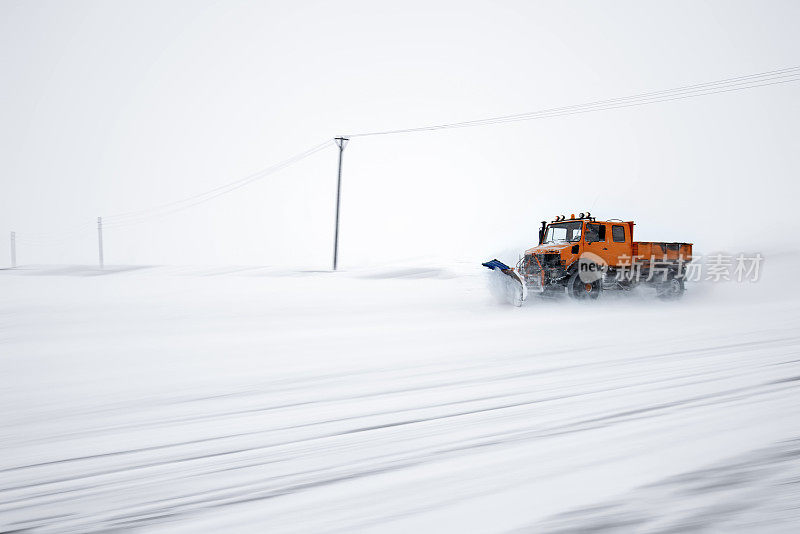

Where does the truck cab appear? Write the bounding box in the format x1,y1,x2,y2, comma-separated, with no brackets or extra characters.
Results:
530,216,635,268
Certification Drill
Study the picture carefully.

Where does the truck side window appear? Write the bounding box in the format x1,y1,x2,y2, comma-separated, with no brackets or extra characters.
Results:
586,223,605,243
612,225,625,242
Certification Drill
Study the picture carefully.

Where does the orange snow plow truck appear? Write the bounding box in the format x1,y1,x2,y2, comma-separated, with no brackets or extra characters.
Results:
483,213,692,306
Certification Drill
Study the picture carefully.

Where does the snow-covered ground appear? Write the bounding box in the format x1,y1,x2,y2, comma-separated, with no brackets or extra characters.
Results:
1,255,799,533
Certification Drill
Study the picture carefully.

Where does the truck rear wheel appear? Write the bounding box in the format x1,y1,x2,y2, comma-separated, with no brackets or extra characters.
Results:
566,272,602,300
657,277,685,300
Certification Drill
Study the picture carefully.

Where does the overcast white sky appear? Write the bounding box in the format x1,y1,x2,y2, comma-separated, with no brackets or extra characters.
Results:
1,0,798,267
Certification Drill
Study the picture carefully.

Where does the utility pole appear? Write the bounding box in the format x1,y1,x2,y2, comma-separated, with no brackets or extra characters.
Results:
10,231,16,268
97,217,104,269
332,137,349,271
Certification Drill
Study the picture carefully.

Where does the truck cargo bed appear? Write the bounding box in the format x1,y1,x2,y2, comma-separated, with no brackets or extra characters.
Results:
632,242,692,262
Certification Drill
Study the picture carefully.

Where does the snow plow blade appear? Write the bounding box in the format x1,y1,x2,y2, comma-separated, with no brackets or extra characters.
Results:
482,259,512,271
482,259,525,307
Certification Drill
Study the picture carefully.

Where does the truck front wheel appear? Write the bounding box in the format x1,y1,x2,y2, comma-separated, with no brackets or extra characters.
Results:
566,272,602,300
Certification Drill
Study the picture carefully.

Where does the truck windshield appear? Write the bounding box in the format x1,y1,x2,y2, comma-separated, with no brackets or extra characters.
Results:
543,221,583,244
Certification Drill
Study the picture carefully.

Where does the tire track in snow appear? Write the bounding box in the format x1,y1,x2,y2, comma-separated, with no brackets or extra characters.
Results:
3,370,799,533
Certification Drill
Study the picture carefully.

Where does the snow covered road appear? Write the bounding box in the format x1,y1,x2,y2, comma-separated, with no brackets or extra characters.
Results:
1,259,799,532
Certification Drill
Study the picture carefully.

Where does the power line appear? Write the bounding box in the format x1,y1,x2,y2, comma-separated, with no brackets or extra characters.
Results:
102,139,332,227
18,66,800,233
14,221,97,245
9,65,800,265
346,66,800,137
15,220,96,239
9,140,332,244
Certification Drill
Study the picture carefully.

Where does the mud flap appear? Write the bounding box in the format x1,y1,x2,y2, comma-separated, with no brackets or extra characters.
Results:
482,259,526,307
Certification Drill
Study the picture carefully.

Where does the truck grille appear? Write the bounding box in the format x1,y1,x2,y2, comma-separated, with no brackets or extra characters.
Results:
535,253,562,269
522,253,567,286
